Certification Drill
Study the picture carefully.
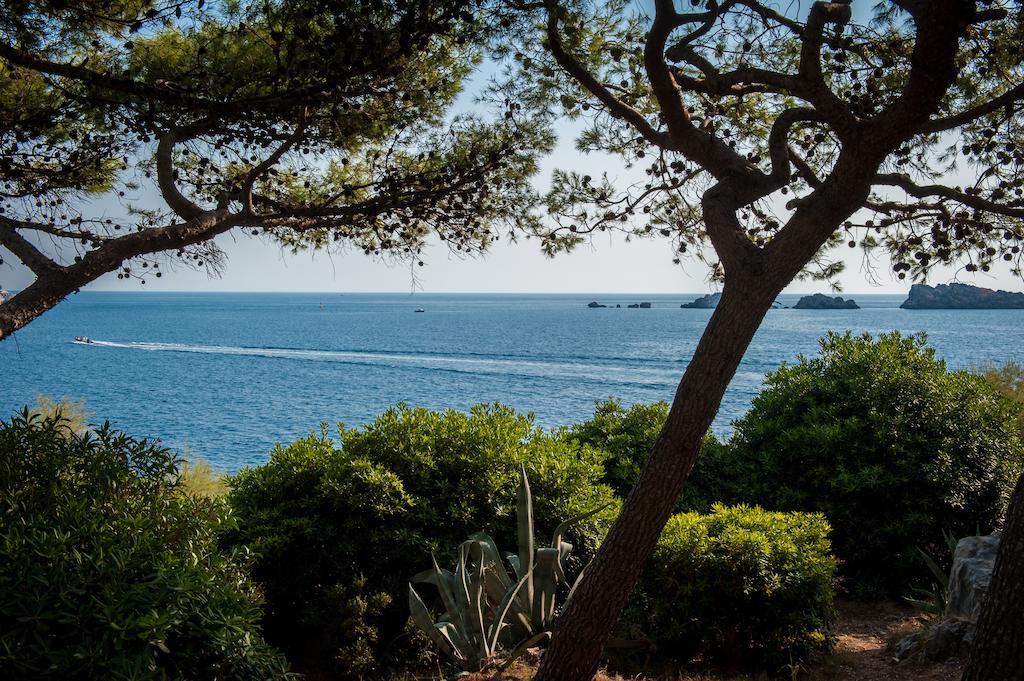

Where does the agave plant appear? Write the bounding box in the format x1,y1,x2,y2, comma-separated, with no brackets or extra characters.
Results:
408,465,607,671
905,529,960,615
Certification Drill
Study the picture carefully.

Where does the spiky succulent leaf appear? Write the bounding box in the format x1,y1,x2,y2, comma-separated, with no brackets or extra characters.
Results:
516,464,535,613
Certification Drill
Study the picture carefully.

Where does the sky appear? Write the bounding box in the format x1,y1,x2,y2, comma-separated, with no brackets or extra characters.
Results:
3,2,1023,296
6,123,1022,295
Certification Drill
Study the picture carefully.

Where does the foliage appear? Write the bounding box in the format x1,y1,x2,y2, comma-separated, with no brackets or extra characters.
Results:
0,0,552,337
29,394,90,434
178,455,228,498
630,505,836,672
0,410,287,680
564,398,737,512
226,403,618,676
725,332,1024,597
905,530,960,616
506,1,1024,286
980,361,1024,437
409,466,605,671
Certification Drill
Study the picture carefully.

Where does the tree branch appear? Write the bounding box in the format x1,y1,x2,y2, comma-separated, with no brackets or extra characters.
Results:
919,82,1024,134
0,219,61,275
155,129,206,220
543,3,676,150
873,173,1024,218
242,109,309,214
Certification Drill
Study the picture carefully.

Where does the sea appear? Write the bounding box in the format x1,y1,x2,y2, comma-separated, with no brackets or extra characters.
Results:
3,291,1023,472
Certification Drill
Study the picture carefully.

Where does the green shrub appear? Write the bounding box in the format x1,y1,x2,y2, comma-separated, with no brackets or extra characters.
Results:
979,361,1024,437
29,394,90,434
564,398,737,512
178,455,228,498
226,403,618,677
631,505,836,672
725,332,1024,597
0,410,287,680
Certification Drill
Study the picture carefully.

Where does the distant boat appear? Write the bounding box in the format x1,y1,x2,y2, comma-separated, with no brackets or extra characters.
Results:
73,336,93,344
414,308,425,313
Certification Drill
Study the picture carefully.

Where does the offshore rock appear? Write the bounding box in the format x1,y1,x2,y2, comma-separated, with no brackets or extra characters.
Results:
587,301,607,308
793,293,859,310
680,292,722,309
901,283,1024,309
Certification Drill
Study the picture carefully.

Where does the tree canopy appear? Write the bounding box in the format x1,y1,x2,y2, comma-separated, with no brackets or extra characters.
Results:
0,0,551,337
499,0,1024,286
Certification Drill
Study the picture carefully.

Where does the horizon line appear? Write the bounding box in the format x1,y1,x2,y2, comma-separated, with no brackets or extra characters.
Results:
45,289,919,296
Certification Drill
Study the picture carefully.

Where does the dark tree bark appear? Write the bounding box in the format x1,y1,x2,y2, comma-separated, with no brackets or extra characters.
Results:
535,277,786,680
962,472,1024,681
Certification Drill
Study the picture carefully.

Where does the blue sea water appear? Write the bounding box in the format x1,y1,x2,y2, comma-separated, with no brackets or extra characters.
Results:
3,291,1023,472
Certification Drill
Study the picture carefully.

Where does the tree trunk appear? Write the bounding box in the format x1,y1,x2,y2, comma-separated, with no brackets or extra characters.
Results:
534,277,782,681
962,472,1024,681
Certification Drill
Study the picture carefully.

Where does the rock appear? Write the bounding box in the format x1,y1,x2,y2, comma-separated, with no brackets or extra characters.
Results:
627,303,639,308
680,292,722,309
793,293,860,310
947,534,1000,622
587,301,607,308
893,533,1001,664
900,283,1024,309
639,302,651,308
894,618,974,663
616,304,621,308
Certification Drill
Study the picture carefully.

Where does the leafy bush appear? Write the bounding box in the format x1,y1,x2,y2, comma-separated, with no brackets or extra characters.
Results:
178,455,228,498
226,403,618,676
725,332,1024,596
632,505,836,672
29,394,90,434
564,398,737,512
979,361,1024,437
0,411,287,680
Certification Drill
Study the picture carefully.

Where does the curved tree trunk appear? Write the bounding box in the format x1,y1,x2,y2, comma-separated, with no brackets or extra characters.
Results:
0,211,237,340
962,472,1024,681
535,276,782,681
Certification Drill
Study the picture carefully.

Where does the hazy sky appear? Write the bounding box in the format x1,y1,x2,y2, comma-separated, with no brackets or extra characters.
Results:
4,3,1023,296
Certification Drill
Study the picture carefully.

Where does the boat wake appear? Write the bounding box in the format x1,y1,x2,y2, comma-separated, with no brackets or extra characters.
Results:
72,339,685,388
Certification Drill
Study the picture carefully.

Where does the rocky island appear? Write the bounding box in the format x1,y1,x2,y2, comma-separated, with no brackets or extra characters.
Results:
680,292,721,309
900,283,1024,309
793,293,859,310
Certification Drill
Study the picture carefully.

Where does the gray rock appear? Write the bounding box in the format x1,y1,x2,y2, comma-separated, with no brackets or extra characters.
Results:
901,283,1024,309
587,301,607,308
792,293,860,309
894,618,973,663
680,292,722,309
893,533,1001,664
639,302,651,308
947,534,1000,622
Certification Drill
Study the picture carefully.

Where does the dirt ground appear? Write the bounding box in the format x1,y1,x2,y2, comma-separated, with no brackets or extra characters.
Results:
811,601,964,681
459,601,966,681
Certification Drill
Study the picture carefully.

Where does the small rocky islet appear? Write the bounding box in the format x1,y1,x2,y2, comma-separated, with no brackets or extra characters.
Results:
793,293,860,310
900,283,1024,309
590,284,1024,311
680,292,722,309
587,301,651,308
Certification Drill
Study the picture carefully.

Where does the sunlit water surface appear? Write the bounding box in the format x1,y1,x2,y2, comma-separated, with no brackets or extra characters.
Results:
4,292,1022,471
